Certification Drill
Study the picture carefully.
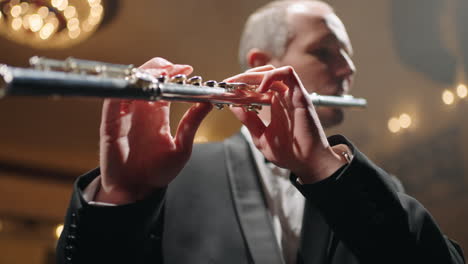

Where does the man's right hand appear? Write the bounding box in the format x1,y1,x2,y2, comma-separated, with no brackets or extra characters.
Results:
95,57,213,204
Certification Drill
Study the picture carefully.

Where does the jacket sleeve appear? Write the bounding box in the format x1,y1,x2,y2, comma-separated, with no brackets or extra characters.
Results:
56,168,167,264
292,135,465,264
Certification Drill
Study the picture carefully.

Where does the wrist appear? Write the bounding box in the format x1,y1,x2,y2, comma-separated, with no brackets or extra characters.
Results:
94,180,161,205
295,144,352,184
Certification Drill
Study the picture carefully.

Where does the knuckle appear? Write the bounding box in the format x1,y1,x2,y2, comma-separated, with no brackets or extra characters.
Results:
283,66,294,74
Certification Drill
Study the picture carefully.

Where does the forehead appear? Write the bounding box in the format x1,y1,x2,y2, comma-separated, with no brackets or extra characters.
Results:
286,3,352,53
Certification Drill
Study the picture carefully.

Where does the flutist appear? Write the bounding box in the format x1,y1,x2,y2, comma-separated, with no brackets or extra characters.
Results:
56,1,464,264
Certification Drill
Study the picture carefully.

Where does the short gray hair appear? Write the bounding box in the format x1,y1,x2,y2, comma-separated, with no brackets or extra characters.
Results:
238,0,326,71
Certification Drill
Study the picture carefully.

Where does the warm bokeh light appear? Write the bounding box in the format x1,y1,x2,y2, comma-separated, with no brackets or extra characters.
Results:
399,113,412,129
88,15,101,26
0,0,104,48
55,224,64,239
442,90,455,105
22,14,30,29
11,17,22,30
12,18,24,31
88,0,102,6
388,117,401,133
58,0,69,11
67,18,79,31
456,84,467,98
29,14,43,32
39,23,55,40
82,20,93,31
49,16,59,28
37,6,49,18
20,2,29,14
64,6,76,19
52,0,68,11
51,0,63,8
91,5,103,17
10,5,21,17
68,28,81,39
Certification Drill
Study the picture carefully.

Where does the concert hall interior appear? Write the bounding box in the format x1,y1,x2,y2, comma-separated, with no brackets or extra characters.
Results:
0,0,467,263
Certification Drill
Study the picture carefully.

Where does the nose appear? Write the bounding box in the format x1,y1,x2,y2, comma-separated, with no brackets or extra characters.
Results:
336,49,356,78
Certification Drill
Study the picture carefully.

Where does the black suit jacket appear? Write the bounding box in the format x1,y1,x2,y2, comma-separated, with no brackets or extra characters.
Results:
57,134,465,264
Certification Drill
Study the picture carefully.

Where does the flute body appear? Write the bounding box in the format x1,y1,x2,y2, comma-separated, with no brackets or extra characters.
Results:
0,57,367,110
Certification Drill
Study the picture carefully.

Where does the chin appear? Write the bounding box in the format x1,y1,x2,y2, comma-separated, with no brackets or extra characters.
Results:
317,107,344,129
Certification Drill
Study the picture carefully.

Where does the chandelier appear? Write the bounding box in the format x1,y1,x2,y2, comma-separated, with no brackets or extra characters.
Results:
0,0,105,49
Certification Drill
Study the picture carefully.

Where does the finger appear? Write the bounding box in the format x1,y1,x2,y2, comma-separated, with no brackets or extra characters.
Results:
143,68,169,79
230,106,266,141
174,103,213,152
245,65,275,73
131,100,172,138
224,72,265,84
292,105,329,155
225,71,288,95
167,64,193,76
139,57,193,77
269,92,292,134
139,57,174,69
143,64,192,78
257,66,305,93
100,99,133,138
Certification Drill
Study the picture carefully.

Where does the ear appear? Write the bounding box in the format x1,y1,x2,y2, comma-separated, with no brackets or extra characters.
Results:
247,49,273,68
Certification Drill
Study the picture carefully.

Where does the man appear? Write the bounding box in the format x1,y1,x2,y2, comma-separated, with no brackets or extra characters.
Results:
57,1,464,264
238,0,354,128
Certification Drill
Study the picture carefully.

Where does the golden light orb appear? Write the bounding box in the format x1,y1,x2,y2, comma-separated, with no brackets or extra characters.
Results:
39,23,55,40
48,16,59,28
10,5,21,17
29,14,43,32
0,0,107,49
88,0,102,7
37,6,49,19
67,17,79,31
11,17,23,31
90,5,103,18
55,224,64,239
456,84,467,98
87,15,100,26
64,6,76,19
68,28,81,39
82,20,93,32
22,14,30,29
399,113,412,129
58,0,69,11
19,2,29,14
388,117,401,133
51,0,63,8
442,90,455,105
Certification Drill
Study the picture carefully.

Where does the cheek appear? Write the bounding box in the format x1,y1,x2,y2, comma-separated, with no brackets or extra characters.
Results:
296,65,330,94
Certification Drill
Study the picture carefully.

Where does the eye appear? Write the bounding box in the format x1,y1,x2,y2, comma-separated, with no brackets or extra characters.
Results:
310,48,330,61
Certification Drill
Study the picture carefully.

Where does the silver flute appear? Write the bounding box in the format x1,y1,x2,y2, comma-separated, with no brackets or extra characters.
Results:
0,57,366,112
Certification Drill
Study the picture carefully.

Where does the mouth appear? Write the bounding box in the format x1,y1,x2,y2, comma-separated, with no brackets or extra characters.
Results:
334,79,351,96
333,89,347,97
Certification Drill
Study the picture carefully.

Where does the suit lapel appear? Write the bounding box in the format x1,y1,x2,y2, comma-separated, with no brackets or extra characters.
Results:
224,133,284,264
297,201,332,264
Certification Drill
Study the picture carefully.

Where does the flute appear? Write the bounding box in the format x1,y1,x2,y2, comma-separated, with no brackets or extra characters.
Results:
0,57,367,112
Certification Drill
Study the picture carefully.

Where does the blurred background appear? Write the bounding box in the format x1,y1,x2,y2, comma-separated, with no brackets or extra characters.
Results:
0,0,467,263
